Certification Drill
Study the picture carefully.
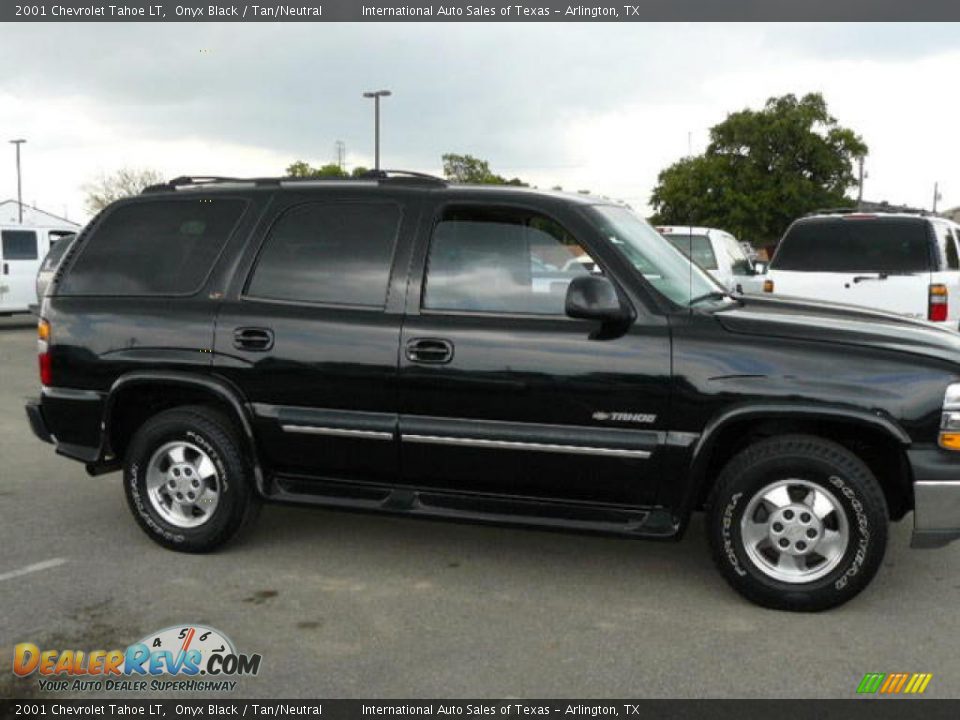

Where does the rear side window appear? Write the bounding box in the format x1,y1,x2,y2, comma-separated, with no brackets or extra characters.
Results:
40,234,75,272
60,198,245,296
665,234,718,270
1,230,38,260
945,228,960,270
771,218,932,273
246,202,401,307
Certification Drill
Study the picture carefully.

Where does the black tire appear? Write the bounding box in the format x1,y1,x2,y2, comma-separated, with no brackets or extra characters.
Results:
123,405,261,552
706,434,888,612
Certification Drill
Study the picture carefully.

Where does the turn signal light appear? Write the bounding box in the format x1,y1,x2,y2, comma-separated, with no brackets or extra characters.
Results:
763,279,774,293
38,319,50,342
38,318,51,386
929,284,948,322
939,432,960,451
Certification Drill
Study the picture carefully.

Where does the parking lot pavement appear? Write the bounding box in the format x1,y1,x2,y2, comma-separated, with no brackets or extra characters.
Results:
2,321,960,700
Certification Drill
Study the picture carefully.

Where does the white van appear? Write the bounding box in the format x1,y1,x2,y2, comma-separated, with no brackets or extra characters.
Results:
764,211,960,326
0,224,77,314
656,225,761,294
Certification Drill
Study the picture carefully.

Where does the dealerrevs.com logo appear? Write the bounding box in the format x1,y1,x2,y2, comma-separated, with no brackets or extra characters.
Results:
13,625,262,693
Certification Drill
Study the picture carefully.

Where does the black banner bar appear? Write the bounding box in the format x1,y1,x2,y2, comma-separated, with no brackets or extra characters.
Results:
4,700,960,720
4,0,960,22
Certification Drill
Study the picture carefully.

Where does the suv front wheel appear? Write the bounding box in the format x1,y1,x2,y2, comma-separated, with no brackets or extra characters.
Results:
707,435,888,611
123,405,260,552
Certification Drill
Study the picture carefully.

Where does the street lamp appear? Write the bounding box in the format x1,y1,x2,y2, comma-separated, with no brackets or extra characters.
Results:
362,90,391,171
9,139,25,224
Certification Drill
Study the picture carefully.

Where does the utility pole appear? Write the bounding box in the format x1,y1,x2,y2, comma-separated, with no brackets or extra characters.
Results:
933,182,942,213
9,139,25,224
856,156,865,208
362,90,391,170
335,140,345,171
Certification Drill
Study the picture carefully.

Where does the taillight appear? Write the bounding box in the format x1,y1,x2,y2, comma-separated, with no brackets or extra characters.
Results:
929,284,948,322
763,279,774,293
38,319,51,386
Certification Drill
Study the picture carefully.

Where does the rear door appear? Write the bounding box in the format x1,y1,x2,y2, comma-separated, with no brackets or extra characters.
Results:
212,189,419,487
0,228,39,312
768,217,932,319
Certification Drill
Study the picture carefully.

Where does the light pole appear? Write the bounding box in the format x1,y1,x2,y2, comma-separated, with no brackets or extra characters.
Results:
9,139,25,224
362,90,391,170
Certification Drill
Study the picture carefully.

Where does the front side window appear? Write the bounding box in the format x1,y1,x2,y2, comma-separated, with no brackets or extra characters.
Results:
422,206,593,315
722,235,754,276
247,202,401,307
60,198,245,296
1,230,38,260
665,233,718,270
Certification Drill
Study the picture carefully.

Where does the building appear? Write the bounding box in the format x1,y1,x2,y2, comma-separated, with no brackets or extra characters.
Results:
0,200,80,228
943,206,960,223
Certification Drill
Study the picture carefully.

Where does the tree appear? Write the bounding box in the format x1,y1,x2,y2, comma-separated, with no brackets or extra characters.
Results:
441,153,527,186
83,168,165,214
650,93,868,244
286,161,348,178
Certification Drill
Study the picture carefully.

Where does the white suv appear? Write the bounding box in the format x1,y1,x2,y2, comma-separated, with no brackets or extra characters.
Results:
764,211,960,326
657,226,761,294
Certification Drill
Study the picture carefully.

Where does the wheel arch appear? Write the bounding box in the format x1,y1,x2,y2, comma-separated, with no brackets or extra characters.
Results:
102,371,266,494
681,404,913,523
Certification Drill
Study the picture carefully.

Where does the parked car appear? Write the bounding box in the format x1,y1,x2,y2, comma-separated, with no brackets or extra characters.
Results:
1,225,77,315
764,210,960,326
24,173,960,611
656,225,762,294
32,232,77,311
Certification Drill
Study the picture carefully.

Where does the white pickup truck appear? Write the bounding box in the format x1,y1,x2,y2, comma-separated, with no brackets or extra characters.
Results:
764,211,960,327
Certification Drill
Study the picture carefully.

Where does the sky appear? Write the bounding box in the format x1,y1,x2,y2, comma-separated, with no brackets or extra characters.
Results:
0,22,958,224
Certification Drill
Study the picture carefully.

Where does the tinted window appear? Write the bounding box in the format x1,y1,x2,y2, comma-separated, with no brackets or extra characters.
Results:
665,234,718,270
945,229,959,270
423,206,592,315
40,233,75,272
61,199,245,296
247,202,401,307
771,218,932,273
1,230,38,260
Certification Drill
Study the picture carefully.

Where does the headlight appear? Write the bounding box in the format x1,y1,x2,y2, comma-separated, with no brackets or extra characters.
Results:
939,384,960,450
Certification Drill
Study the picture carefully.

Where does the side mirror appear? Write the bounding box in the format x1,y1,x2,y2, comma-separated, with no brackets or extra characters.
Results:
752,262,768,275
565,275,633,324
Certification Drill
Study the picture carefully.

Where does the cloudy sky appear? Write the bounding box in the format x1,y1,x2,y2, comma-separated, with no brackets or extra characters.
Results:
0,22,958,224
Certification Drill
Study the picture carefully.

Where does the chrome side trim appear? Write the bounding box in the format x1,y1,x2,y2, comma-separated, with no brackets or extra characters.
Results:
282,425,393,441
42,386,104,401
402,434,651,459
665,431,700,447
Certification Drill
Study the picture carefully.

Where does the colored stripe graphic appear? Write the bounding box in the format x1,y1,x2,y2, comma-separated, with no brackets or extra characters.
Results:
858,673,932,695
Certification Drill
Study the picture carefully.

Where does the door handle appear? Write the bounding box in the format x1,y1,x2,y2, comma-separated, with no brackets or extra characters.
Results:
233,327,274,351
406,338,454,364
2,263,7,275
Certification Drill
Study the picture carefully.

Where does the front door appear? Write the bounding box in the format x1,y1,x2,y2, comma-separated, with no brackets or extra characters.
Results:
213,191,418,487
398,202,671,506
0,228,39,312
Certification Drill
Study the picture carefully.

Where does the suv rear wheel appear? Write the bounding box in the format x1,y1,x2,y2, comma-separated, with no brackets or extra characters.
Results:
707,435,888,611
123,405,260,552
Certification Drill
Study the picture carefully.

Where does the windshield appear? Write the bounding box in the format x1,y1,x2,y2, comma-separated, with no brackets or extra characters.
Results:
771,218,932,274
589,206,722,306
664,233,718,270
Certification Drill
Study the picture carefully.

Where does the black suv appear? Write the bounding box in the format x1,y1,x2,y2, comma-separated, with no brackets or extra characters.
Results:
25,173,960,611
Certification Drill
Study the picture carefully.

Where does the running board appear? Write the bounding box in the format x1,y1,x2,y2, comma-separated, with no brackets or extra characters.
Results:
268,475,679,538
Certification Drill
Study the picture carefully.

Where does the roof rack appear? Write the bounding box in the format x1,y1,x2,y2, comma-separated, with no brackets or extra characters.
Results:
809,204,931,217
142,171,447,194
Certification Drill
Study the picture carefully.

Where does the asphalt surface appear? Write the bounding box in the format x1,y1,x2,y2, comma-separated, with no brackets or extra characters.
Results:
2,315,960,700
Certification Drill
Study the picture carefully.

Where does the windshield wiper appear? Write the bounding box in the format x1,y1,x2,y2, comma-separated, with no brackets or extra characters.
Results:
688,291,734,306
852,273,889,283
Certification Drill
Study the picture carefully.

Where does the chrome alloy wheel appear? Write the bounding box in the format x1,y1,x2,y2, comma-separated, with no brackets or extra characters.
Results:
740,479,849,584
145,441,221,529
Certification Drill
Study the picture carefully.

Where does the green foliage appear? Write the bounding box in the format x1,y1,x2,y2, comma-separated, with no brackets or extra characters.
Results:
442,153,527,186
286,161,349,178
650,93,868,243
